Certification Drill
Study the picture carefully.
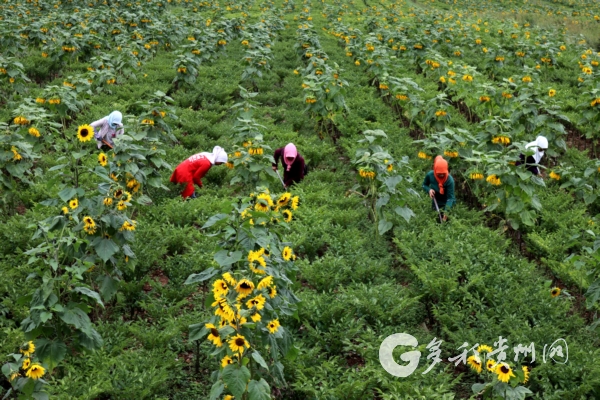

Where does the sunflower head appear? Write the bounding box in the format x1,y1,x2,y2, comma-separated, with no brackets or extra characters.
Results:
98,152,108,166
551,287,561,297
282,246,293,261
26,363,46,380
69,198,79,209
486,359,496,371
77,124,94,142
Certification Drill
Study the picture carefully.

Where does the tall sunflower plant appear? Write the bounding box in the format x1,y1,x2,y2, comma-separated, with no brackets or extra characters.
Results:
20,182,140,371
185,190,301,400
352,130,415,235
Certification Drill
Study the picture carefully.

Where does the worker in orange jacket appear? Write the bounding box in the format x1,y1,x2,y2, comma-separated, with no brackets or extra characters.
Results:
170,146,228,199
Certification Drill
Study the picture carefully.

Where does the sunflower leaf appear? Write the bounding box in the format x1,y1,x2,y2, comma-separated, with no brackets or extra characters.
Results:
57,187,77,202
214,250,242,267
184,267,218,285
251,351,269,371
222,364,250,399
188,323,209,342
208,381,224,400
247,378,271,400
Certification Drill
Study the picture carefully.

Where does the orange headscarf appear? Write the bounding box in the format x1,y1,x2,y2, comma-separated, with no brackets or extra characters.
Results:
433,155,449,194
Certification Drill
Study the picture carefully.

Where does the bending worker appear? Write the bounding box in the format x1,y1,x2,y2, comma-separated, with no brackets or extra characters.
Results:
170,146,228,199
90,110,124,149
422,155,455,221
272,143,306,188
516,135,548,176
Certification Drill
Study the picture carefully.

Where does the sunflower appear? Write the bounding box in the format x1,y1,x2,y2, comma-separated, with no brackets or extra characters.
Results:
213,279,229,298
77,124,94,142
467,355,482,374
551,287,561,297
387,164,393,172
9,372,19,382
103,197,113,206
11,147,22,161
83,216,97,234
257,276,273,289
98,152,108,166
205,323,222,347
267,285,277,299
223,272,237,287
246,294,266,310
251,312,262,322
20,341,35,357
69,198,79,209
28,127,40,137
548,89,556,97
277,192,291,207
235,279,255,296
123,191,132,202
495,362,516,383
213,298,235,321
62,206,69,215
282,246,293,261
522,366,530,383
21,358,31,370
228,334,250,354
291,196,299,210
267,319,281,334
477,344,493,354
120,220,136,231
254,193,273,212
114,188,124,199
221,355,234,368
117,200,127,211
486,359,496,372
282,210,292,223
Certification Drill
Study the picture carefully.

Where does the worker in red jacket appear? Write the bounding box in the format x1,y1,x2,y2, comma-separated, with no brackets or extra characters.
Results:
170,146,228,199
272,143,306,188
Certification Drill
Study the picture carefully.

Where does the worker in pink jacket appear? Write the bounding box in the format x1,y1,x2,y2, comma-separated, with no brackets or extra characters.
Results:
170,146,228,199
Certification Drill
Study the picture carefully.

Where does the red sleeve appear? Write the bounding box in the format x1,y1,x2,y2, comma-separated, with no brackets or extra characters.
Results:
192,159,211,187
273,148,283,167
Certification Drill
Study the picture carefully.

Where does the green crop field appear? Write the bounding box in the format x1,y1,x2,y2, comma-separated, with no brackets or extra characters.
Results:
1,0,600,398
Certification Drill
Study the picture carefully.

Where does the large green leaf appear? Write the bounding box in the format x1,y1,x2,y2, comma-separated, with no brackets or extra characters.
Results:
184,267,218,285
214,250,242,267
73,287,104,308
57,187,77,202
247,378,271,400
251,351,269,371
93,238,120,262
35,339,67,371
208,381,224,400
222,365,250,399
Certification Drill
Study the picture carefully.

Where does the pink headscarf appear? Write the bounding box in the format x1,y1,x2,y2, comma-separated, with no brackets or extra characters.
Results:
283,143,297,171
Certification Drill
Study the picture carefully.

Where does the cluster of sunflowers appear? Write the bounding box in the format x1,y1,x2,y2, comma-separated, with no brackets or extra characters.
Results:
443,150,459,158
469,172,484,180
4,341,46,385
103,187,133,212
240,190,300,226
206,271,283,367
465,344,530,386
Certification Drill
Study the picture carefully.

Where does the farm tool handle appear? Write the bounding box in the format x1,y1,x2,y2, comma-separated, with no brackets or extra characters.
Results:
275,169,286,190
433,197,444,224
